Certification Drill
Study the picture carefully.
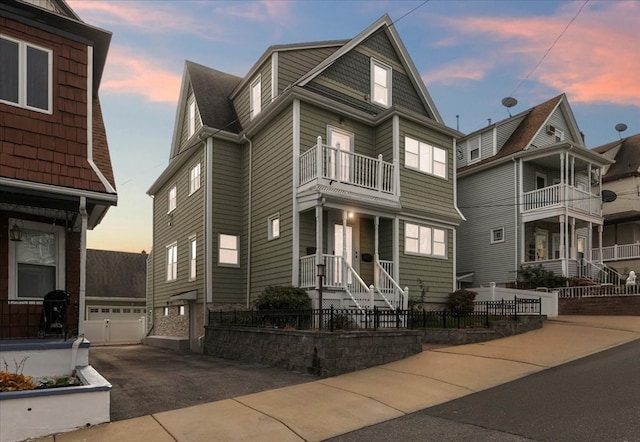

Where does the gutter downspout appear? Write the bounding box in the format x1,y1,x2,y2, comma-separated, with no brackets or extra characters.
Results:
243,134,253,308
78,196,88,336
204,137,213,330
513,157,519,284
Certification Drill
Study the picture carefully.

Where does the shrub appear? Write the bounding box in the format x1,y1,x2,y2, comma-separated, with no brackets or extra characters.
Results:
517,264,567,289
253,285,311,311
446,289,477,316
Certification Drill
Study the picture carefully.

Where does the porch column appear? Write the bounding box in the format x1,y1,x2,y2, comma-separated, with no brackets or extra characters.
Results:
316,136,323,180
315,202,323,287
587,222,593,261
559,215,566,259
560,153,564,185
374,216,380,288
570,155,575,187
570,217,576,260
598,224,603,263
587,163,592,214
342,210,348,286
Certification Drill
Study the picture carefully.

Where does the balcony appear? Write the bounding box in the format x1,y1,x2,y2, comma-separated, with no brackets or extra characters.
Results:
298,139,398,207
522,184,601,218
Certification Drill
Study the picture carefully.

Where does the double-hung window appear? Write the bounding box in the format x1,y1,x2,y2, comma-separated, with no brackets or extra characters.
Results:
371,58,391,107
250,75,261,119
268,214,280,240
467,136,480,162
168,186,177,213
166,243,177,281
8,220,65,299
405,222,446,258
189,163,201,194
189,236,197,280
0,35,52,113
404,136,447,178
219,234,239,266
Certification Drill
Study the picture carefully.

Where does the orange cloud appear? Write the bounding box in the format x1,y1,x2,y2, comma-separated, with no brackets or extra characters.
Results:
213,0,294,23
101,48,181,103
425,1,640,106
422,58,494,86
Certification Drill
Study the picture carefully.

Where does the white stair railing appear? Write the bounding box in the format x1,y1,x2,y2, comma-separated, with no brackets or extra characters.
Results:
578,258,623,285
343,260,373,310
375,259,408,310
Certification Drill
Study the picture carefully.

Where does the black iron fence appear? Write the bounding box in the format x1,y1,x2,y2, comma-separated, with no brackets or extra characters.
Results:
209,297,541,332
0,298,77,340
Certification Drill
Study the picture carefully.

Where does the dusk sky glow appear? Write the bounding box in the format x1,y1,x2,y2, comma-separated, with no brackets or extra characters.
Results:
76,0,640,253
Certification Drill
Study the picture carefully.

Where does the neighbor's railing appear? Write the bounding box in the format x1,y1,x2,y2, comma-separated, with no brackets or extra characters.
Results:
208,298,541,331
553,284,640,298
522,184,601,215
592,243,640,262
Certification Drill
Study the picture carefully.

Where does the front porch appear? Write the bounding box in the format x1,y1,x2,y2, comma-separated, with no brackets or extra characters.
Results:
298,208,408,311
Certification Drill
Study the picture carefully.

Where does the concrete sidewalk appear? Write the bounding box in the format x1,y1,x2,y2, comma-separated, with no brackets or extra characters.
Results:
37,316,640,442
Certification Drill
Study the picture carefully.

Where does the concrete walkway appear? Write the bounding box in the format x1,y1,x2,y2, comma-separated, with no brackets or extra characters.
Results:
36,316,640,442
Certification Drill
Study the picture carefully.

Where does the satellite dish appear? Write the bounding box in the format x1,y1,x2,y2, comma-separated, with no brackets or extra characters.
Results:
601,190,617,203
501,97,517,116
615,123,627,139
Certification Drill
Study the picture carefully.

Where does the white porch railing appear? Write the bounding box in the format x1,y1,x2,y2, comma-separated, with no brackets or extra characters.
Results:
300,254,345,289
375,259,408,310
522,184,601,216
554,283,640,298
592,243,640,262
299,139,395,194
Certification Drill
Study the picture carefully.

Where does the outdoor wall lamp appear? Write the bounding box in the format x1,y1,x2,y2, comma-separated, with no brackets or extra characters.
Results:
9,223,23,242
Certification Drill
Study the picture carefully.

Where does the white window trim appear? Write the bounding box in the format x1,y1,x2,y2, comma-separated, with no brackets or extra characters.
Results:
404,136,447,179
467,136,480,163
188,100,196,138
218,233,239,267
250,75,261,119
166,242,177,282
179,305,185,316
168,185,177,213
189,235,197,281
268,213,280,241
491,227,505,244
370,58,392,108
189,162,201,195
0,34,53,114
7,219,65,300
404,222,448,259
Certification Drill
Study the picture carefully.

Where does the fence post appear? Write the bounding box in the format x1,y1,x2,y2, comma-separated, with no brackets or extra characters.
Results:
329,305,334,332
316,136,323,179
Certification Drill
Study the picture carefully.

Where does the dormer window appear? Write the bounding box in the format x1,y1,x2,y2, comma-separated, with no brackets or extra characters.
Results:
0,35,52,113
250,75,261,119
467,136,480,162
371,59,391,107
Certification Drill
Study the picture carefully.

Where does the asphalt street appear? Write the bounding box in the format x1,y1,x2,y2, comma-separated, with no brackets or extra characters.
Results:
326,339,640,442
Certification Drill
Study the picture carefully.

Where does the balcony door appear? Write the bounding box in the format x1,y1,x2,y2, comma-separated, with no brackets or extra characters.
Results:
327,126,353,182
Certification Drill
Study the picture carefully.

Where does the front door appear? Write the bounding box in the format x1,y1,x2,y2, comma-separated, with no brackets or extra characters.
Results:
328,127,353,182
331,213,360,285
535,229,548,261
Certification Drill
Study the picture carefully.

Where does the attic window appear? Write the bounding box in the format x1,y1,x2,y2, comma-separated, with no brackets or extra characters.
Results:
467,136,480,162
370,59,391,108
250,75,261,119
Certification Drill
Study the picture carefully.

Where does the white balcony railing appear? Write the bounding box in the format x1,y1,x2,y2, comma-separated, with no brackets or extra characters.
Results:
522,184,601,216
299,138,396,194
592,243,640,262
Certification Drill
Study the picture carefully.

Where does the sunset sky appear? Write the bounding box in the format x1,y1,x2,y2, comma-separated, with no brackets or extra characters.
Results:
75,0,640,254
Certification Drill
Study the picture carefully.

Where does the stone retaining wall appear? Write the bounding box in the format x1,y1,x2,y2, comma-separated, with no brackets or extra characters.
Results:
204,315,543,378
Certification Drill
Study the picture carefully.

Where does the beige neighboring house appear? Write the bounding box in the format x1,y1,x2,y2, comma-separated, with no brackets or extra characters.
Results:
85,249,147,321
592,133,640,277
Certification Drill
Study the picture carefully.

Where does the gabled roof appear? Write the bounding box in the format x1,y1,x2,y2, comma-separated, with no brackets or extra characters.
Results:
187,61,242,133
296,14,442,123
86,249,147,299
458,94,581,173
593,133,640,182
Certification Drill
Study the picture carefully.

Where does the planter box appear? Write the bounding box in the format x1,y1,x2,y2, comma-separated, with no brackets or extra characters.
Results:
0,339,111,442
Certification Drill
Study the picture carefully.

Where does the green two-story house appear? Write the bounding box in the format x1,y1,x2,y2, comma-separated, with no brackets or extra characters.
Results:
147,15,464,351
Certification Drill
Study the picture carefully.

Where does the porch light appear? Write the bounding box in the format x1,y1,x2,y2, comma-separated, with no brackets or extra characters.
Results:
9,223,23,242
317,263,326,330
316,263,326,278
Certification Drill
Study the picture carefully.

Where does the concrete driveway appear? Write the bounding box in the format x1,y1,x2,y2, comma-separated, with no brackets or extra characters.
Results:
89,344,316,421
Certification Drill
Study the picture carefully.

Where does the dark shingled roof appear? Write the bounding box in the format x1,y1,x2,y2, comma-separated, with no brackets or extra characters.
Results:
186,60,243,134
458,94,563,173
593,133,640,182
86,249,147,299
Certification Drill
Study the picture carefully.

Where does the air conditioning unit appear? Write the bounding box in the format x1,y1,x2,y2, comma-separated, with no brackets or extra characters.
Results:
546,125,556,135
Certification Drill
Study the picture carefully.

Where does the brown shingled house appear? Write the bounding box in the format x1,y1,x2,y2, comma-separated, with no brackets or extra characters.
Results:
455,94,613,287
591,133,640,276
1,0,117,338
